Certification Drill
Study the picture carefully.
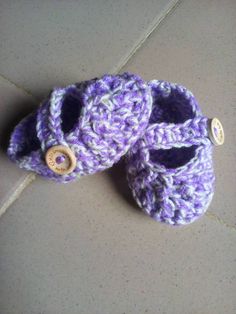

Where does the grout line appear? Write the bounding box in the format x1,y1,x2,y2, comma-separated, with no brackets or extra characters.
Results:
0,1,182,99
0,73,37,100
206,211,236,232
0,174,36,218
111,0,182,74
0,73,37,218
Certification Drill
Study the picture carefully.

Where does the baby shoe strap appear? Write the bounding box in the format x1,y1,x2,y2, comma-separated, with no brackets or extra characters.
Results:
36,86,78,151
143,116,211,150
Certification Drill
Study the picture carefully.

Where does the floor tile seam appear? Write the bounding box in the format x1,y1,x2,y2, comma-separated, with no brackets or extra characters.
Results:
0,0,182,96
112,0,182,74
0,173,35,218
206,211,236,233
0,73,37,100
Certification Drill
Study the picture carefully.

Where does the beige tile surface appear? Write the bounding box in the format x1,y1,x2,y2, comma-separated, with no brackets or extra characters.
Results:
0,173,235,314
0,0,177,98
123,0,236,226
0,76,36,215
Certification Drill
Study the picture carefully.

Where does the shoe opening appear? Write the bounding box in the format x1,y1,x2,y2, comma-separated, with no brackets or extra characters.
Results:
12,113,41,159
61,87,83,134
149,83,197,169
149,146,197,168
149,85,195,124
10,87,83,160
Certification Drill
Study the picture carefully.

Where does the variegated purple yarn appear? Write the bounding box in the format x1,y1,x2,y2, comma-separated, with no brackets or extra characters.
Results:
8,73,152,182
126,80,215,225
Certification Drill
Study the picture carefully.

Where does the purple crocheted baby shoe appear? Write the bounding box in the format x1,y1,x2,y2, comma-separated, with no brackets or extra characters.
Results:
8,73,152,182
126,80,224,225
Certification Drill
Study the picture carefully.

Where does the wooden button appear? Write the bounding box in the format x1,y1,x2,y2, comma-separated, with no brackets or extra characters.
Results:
208,118,224,146
45,145,76,175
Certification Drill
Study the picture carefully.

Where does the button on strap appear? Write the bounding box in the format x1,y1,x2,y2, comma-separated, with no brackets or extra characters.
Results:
208,118,224,146
45,145,77,175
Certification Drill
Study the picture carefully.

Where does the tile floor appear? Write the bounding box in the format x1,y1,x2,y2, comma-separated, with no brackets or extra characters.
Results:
0,0,235,313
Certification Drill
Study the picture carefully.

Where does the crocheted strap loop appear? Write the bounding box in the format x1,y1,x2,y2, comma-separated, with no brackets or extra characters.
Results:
36,86,79,151
143,116,211,150
48,88,67,142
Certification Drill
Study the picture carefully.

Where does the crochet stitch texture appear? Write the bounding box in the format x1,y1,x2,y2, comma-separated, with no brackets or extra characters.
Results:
126,80,215,225
8,73,152,182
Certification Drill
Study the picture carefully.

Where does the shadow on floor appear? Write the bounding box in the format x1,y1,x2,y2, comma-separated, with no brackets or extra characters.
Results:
106,159,143,214
0,100,36,153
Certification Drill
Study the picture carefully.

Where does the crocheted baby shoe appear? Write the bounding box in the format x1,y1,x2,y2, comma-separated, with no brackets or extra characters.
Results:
126,80,224,225
8,73,152,182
